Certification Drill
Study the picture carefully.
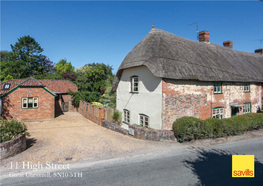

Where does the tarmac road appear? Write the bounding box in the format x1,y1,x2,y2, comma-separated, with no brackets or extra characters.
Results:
1,137,263,186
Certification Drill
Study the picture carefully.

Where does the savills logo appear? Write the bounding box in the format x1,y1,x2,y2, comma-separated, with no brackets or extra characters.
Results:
232,155,254,177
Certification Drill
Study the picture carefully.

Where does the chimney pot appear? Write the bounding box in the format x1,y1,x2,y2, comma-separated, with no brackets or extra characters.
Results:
223,40,233,49
255,48,263,54
198,31,210,43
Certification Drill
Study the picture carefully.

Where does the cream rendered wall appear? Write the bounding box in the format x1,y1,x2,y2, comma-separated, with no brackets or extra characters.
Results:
116,66,162,129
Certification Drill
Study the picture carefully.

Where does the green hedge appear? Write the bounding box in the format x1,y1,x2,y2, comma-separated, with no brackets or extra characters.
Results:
0,118,30,143
173,113,263,143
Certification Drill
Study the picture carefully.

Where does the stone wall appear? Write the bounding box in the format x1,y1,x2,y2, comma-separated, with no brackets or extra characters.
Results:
101,120,129,135
0,134,26,160
128,124,176,141
162,79,262,130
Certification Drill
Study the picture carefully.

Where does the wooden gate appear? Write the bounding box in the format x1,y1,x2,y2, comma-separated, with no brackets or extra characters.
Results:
62,102,69,112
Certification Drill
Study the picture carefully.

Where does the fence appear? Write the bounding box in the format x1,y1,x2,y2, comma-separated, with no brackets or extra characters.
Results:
78,101,115,125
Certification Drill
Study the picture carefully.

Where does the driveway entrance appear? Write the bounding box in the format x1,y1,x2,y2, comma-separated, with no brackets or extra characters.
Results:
1,112,170,169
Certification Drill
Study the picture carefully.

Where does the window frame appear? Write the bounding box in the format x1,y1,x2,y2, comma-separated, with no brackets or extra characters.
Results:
139,114,149,128
213,82,222,94
212,107,224,119
22,97,38,109
3,83,10,90
130,76,139,93
244,83,250,93
123,109,130,124
243,102,251,114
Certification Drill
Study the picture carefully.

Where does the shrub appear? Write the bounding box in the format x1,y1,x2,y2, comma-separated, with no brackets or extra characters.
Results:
173,113,263,142
0,118,30,143
112,110,122,125
91,102,103,107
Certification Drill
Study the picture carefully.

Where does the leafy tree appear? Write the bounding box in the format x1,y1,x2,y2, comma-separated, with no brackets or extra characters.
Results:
3,75,13,82
0,51,27,81
0,36,55,81
62,72,76,81
70,63,114,104
11,35,51,78
55,59,75,74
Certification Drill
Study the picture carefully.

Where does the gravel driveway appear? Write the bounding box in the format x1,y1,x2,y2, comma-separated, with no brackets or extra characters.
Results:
1,112,173,170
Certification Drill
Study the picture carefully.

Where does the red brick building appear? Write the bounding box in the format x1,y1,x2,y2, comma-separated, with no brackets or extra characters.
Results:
113,28,263,130
0,77,78,121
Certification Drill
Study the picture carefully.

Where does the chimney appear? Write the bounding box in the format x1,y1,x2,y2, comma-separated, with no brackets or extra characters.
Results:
255,48,263,54
198,31,210,43
223,40,233,49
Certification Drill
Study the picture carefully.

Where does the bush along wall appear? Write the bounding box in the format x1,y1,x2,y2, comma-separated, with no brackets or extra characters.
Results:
0,119,29,143
173,113,263,143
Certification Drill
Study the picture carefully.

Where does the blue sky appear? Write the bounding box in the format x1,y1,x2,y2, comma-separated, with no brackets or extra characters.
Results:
1,1,262,73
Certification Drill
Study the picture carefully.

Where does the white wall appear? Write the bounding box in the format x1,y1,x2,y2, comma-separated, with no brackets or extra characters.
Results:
116,66,162,129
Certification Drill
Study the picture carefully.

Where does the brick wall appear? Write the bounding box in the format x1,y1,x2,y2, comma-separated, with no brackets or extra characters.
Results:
0,134,26,160
2,87,55,121
56,94,76,112
162,79,262,130
78,101,105,125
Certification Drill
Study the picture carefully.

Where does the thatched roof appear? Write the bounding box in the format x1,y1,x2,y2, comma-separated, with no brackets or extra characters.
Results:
112,28,263,92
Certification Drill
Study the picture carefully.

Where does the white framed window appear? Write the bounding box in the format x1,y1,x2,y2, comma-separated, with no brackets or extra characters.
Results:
244,83,250,93
214,82,222,94
130,76,139,92
139,114,149,128
22,97,38,108
212,107,224,119
123,109,130,124
243,102,251,114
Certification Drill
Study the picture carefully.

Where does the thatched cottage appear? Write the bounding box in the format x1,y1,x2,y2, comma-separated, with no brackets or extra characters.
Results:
112,28,263,130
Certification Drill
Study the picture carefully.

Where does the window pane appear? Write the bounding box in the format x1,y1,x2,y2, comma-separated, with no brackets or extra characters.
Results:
33,98,38,107
23,103,27,108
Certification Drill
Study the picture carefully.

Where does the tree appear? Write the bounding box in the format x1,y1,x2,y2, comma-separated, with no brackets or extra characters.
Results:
55,59,75,74
0,51,28,81
70,63,114,104
10,35,54,78
3,75,13,82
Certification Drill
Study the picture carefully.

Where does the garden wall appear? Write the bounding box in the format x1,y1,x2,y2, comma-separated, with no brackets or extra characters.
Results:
101,120,129,135
0,134,27,160
78,101,104,125
129,125,176,141
78,101,176,142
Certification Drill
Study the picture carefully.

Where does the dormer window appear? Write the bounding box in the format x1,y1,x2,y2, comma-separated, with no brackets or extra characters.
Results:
3,84,10,90
130,76,138,93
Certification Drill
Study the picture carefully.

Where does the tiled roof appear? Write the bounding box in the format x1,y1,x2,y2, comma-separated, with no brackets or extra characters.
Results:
0,79,23,95
18,77,44,87
0,77,78,96
38,80,78,93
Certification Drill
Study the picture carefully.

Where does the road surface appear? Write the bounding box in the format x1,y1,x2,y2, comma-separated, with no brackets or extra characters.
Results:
1,138,263,186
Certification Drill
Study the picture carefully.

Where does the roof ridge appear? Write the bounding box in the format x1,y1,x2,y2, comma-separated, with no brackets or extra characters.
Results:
17,77,43,87
38,79,77,86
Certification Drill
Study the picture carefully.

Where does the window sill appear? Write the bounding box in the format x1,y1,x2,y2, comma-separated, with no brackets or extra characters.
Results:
122,121,130,125
22,107,38,109
129,92,139,94
214,93,223,95
244,91,250,93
